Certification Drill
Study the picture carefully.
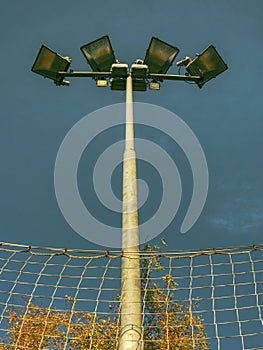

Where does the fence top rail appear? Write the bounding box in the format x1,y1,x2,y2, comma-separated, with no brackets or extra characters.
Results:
0,241,262,259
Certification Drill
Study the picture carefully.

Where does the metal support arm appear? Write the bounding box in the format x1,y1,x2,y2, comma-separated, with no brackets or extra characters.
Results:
57,71,111,78
149,73,202,82
57,71,201,82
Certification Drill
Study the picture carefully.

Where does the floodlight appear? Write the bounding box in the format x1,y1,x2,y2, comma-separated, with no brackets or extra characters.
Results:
110,78,126,91
132,79,147,91
96,79,108,87
149,80,160,90
186,45,228,88
131,64,148,79
31,45,71,85
111,63,128,78
81,35,116,72
110,78,147,91
144,37,179,74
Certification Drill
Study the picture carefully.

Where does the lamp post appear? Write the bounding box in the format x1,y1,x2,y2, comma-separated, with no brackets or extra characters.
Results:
119,74,141,349
32,35,227,349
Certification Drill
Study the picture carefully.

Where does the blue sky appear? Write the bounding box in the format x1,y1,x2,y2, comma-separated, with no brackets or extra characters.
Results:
0,0,262,250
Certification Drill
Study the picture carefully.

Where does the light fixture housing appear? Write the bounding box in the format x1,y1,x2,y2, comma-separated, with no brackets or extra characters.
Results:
132,79,147,91
144,37,179,74
110,78,126,91
31,45,71,85
131,63,148,79
110,78,147,91
111,63,128,78
80,35,116,72
96,79,108,87
149,80,161,90
186,45,228,88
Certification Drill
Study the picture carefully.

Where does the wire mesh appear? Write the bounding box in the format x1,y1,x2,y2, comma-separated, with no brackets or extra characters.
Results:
0,242,262,349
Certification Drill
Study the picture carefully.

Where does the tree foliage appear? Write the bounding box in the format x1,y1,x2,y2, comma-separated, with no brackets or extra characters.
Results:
141,244,208,349
2,244,208,349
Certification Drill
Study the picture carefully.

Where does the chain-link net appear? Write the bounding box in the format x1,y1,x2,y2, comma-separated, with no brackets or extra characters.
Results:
0,242,262,349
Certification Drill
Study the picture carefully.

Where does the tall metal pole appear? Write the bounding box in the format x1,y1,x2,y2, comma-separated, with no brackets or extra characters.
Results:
119,75,142,350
